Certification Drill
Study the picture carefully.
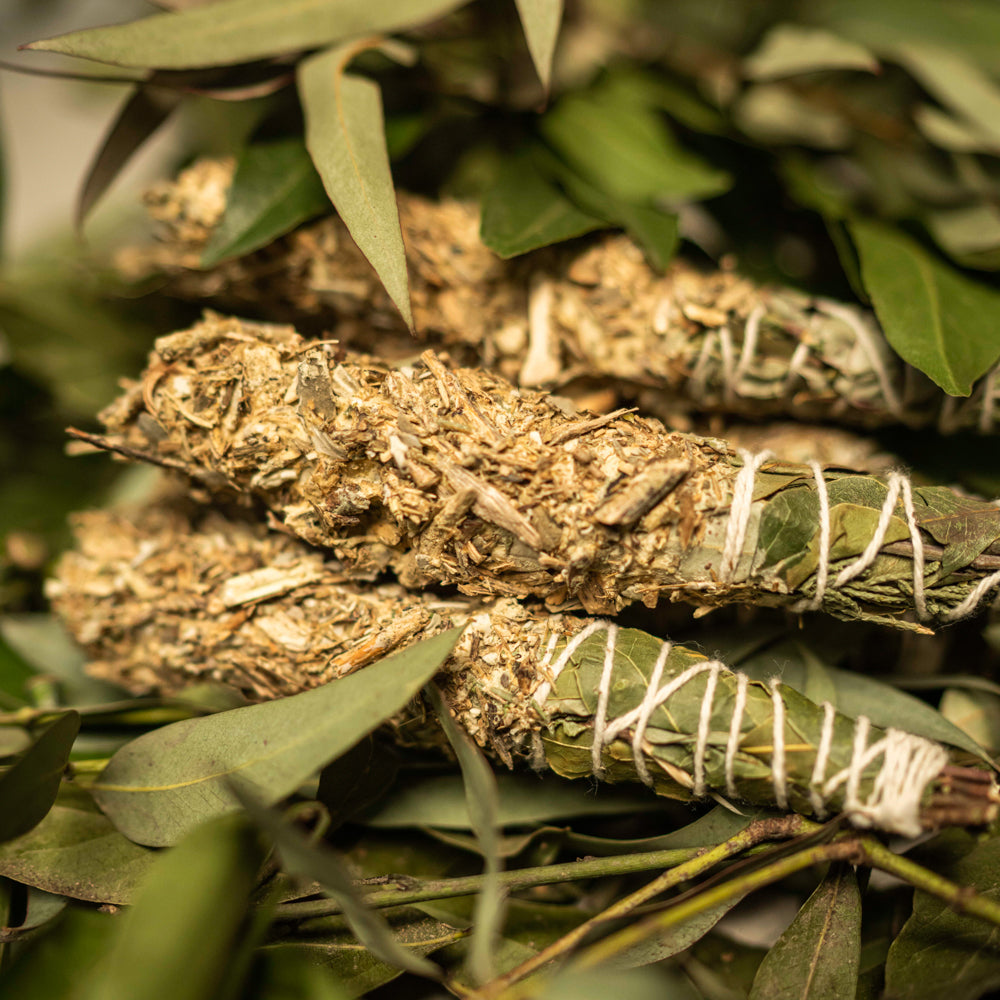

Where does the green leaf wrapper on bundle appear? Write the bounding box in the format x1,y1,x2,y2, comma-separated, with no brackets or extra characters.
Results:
118,162,1000,433
48,502,999,837
84,316,1000,629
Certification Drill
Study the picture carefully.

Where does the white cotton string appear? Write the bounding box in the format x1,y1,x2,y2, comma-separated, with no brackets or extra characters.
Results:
834,474,904,588
725,672,749,798
630,640,672,787
719,327,736,404
590,623,620,778
980,365,999,434
784,340,812,393
693,664,721,797
691,331,717,398
769,680,789,810
809,701,836,817
732,304,764,390
793,461,831,613
720,449,773,582
943,568,1000,623
899,478,928,620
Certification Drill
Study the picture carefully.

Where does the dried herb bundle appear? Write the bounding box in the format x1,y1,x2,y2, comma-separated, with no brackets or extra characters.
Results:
118,158,1000,434
88,316,1000,629
49,501,998,837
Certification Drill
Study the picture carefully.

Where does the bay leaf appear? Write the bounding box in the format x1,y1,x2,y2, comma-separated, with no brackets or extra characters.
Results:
911,484,1000,576
850,219,1000,395
200,137,330,267
748,864,861,1000
298,44,412,327
514,0,563,90
26,0,466,70
91,629,461,847
744,24,878,80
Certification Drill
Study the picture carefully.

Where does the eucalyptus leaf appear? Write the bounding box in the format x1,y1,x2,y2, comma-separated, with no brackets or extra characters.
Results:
200,138,330,267
514,0,563,91
426,684,503,984
298,44,412,327
236,788,441,980
850,219,1000,395
78,814,264,1000
0,712,79,843
749,865,861,1000
885,834,1000,1000
744,24,878,79
0,785,155,904
91,629,461,846
479,150,605,258
249,949,352,1000
26,0,467,69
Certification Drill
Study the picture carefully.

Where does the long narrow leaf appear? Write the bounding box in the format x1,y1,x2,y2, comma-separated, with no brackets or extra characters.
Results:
514,0,564,91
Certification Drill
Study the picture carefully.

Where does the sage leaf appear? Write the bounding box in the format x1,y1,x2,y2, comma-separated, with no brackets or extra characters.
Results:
298,44,412,327
236,788,441,979
200,138,330,267
479,150,605,258
77,84,182,228
514,0,563,91
426,684,503,984
25,0,467,69
850,219,1000,395
91,629,462,846
744,24,878,80
78,814,264,1000
0,712,79,843
0,785,155,904
886,834,1000,1000
748,864,861,1000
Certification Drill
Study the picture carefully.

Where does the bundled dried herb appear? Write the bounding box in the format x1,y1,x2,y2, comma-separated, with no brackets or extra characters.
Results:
118,159,1000,433
49,501,998,838
84,316,1000,629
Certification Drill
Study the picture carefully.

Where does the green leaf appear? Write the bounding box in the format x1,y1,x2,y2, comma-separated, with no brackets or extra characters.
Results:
540,78,731,205
479,150,605,258
940,687,1000,757
744,24,878,79
78,814,265,1000
530,966,700,1000
91,629,462,846
0,712,79,843
886,834,1000,1000
514,0,563,91
249,949,352,1000
361,772,663,829
748,865,861,1000
426,684,503,985
850,219,1000,395
298,44,412,328
0,785,155,904
236,788,441,980
25,0,467,69
200,138,330,267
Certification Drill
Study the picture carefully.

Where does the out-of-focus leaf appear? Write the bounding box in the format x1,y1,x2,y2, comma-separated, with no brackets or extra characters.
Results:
480,150,605,258
25,0,467,69
514,0,563,91
850,219,1000,395
744,24,878,79
362,771,663,829
77,84,182,228
78,814,264,1000
886,834,1000,1000
925,204,1000,270
736,83,852,148
748,865,861,999
523,966,699,1000
237,788,441,979
91,629,461,846
0,785,155,904
427,684,503,984
940,688,1000,758
915,104,1000,155
250,949,352,1000
0,909,113,1000
0,634,34,707
0,727,29,756
0,712,79,843
541,78,731,205
298,44,412,327
200,138,330,267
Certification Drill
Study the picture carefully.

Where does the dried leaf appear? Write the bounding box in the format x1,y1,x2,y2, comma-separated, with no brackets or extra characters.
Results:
200,138,330,267
91,629,462,846
748,864,861,1000
850,219,1000,395
25,0,466,69
0,713,79,844
514,0,563,91
744,24,878,79
298,44,412,327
